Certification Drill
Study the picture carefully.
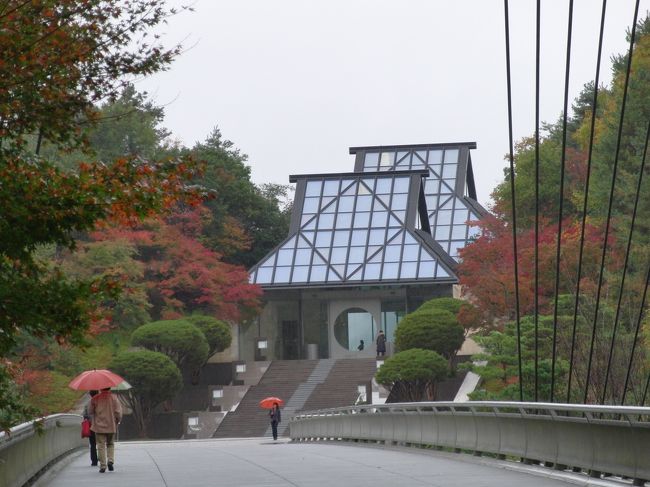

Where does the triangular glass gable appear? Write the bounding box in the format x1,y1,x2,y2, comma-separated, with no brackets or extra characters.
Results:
251,161,475,286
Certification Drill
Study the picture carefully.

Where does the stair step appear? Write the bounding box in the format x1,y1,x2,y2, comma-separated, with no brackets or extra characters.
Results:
213,358,376,438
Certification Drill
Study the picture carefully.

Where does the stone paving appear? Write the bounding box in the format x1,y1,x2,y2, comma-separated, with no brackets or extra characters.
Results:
39,438,623,487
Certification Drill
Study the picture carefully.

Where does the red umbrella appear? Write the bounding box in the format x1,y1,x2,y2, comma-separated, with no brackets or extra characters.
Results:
259,396,284,409
68,369,126,391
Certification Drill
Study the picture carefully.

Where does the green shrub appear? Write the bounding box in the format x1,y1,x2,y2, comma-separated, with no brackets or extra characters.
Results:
394,308,464,358
111,350,182,437
186,315,232,357
417,297,464,315
375,348,448,402
131,319,208,370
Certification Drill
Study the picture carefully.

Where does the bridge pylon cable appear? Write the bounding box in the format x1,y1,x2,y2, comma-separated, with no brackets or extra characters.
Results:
583,0,641,405
566,0,606,404
503,0,524,402
550,0,574,404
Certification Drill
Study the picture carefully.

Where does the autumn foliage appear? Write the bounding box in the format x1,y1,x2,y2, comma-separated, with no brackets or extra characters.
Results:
458,216,614,325
91,207,262,323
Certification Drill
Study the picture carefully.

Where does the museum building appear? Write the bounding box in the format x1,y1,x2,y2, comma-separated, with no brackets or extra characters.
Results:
244,142,486,361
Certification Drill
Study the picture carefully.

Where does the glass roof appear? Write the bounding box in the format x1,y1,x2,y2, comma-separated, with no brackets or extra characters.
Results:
250,174,454,287
359,146,481,260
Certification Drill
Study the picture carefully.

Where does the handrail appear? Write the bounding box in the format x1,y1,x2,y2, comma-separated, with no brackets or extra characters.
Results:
0,414,84,487
290,401,650,485
292,400,650,418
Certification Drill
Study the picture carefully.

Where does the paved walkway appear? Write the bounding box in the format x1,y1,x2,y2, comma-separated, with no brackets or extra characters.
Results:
40,438,614,487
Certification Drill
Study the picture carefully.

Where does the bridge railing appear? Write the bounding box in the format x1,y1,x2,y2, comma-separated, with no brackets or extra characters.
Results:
290,401,650,485
0,414,84,487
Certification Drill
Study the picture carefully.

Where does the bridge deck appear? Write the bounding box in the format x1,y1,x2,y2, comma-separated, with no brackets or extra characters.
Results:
41,438,598,487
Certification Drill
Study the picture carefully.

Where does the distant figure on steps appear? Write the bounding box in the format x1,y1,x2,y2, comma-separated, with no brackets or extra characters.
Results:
357,339,364,351
376,330,386,357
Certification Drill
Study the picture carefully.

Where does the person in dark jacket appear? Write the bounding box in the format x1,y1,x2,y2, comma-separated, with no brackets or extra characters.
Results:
269,402,281,440
83,390,99,466
376,330,387,357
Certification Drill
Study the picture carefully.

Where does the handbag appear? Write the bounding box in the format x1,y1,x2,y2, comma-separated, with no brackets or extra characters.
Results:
81,419,91,438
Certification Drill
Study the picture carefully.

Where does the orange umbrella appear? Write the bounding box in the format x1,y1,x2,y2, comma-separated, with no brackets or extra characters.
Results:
259,396,284,409
68,369,126,391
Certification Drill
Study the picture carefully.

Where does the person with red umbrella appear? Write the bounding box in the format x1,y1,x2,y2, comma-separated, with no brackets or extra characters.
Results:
69,370,124,473
260,396,284,441
89,387,122,473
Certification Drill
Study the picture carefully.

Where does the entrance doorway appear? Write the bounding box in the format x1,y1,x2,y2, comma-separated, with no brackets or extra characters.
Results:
281,320,300,359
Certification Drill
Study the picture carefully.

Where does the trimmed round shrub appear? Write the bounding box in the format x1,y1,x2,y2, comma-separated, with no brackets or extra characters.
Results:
417,297,464,315
111,350,182,408
186,315,232,357
375,348,449,402
394,308,464,358
131,319,209,370
110,350,182,437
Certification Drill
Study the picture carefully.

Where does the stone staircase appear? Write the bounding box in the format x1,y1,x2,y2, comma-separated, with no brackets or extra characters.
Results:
302,358,377,411
212,360,318,438
212,358,378,438
265,359,336,437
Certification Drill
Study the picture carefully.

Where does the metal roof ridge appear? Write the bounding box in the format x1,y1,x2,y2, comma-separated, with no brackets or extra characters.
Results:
349,142,477,153
288,169,428,183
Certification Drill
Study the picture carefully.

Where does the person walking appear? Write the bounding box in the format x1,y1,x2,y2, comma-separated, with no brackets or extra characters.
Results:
269,402,281,441
83,390,99,466
376,330,387,357
88,387,122,473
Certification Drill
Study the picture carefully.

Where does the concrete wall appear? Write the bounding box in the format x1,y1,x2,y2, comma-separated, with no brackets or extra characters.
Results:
0,414,84,487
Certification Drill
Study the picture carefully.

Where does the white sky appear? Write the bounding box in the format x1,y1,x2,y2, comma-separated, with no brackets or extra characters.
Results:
139,1,649,205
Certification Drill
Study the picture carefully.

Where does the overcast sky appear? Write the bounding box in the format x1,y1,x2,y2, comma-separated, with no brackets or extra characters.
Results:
139,1,649,205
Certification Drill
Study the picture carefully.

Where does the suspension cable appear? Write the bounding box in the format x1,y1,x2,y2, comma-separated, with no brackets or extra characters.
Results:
602,117,649,404
584,0,640,405
503,0,524,402
550,0,574,403
566,0,607,404
620,120,650,405
533,0,541,403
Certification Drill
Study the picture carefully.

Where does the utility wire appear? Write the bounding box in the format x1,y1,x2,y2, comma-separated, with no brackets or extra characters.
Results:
503,0,524,402
550,0,574,403
566,0,607,404
583,0,640,405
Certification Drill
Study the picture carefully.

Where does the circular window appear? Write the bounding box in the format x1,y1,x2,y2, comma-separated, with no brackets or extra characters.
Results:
334,307,376,351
